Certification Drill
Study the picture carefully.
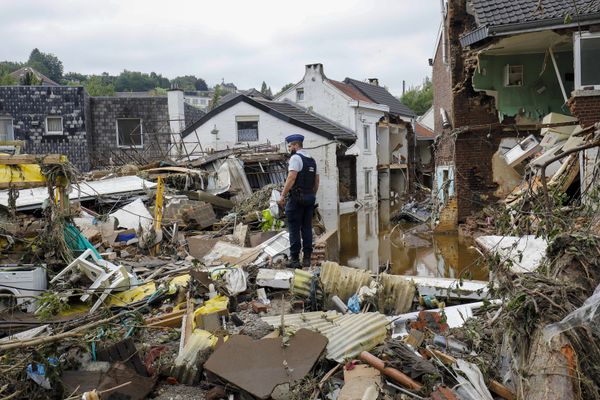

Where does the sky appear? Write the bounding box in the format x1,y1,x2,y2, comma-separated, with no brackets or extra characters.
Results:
2,0,441,96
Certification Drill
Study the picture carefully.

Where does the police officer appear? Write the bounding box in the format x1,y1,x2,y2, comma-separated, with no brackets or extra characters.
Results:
278,134,319,268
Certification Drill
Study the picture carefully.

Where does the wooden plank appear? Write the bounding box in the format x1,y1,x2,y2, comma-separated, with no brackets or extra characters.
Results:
0,181,47,189
0,154,66,165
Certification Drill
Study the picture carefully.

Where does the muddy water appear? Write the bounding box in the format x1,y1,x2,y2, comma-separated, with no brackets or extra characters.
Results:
338,211,488,280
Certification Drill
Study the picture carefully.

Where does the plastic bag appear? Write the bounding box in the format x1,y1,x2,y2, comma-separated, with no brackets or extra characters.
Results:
347,294,361,313
269,190,281,219
543,283,600,342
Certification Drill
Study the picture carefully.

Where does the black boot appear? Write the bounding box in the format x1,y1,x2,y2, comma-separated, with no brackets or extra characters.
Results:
302,255,312,268
285,258,300,269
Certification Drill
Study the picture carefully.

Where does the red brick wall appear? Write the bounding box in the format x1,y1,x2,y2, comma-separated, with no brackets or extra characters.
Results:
568,92,600,128
433,37,453,135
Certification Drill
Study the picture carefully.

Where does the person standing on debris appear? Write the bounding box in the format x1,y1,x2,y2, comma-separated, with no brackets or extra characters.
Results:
278,134,319,268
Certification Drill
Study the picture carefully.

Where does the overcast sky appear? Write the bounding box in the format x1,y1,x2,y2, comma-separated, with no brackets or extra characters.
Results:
2,0,441,96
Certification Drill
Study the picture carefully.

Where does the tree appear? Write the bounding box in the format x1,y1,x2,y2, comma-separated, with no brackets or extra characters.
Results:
276,83,294,97
400,77,433,116
0,73,16,85
20,71,41,86
84,75,115,96
0,61,23,76
62,72,88,84
209,85,222,111
194,78,208,91
115,70,161,92
27,48,63,82
171,75,198,91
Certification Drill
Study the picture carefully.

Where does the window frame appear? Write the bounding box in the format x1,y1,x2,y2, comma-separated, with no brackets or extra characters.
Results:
574,31,600,90
236,117,259,142
364,169,372,196
45,116,64,135
296,88,304,101
363,124,371,152
504,64,523,87
116,118,144,148
0,117,15,142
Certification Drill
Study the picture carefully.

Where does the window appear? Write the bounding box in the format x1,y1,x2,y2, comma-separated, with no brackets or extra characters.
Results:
363,125,371,151
45,116,63,135
364,169,372,195
575,31,600,89
296,88,304,101
504,65,523,87
236,116,259,141
0,118,14,142
117,118,143,147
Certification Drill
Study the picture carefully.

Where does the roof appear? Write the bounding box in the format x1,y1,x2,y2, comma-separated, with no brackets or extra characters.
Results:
9,67,59,86
181,94,356,143
218,88,270,105
344,78,416,118
415,122,435,140
327,79,374,103
462,0,600,46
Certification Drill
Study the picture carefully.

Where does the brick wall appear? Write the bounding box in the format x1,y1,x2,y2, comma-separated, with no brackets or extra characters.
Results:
568,91,600,128
432,36,453,135
0,86,91,171
89,97,171,168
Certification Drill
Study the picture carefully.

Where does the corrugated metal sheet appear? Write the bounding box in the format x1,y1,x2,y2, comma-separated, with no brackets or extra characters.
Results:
262,311,389,363
319,262,415,314
0,176,157,210
292,268,322,298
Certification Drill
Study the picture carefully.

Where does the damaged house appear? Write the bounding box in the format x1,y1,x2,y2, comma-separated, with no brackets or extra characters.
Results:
431,0,600,231
0,85,203,171
179,93,356,236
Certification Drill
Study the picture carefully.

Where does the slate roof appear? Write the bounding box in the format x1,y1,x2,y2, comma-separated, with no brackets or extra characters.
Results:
344,78,416,118
463,0,600,46
9,67,59,86
181,94,356,143
470,0,600,27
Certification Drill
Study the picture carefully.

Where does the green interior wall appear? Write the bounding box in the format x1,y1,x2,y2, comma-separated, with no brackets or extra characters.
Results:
473,51,574,121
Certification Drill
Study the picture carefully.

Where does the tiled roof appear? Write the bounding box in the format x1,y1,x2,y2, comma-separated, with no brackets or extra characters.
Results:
327,79,374,103
344,78,416,118
415,122,435,140
9,67,59,86
470,0,600,28
181,94,356,142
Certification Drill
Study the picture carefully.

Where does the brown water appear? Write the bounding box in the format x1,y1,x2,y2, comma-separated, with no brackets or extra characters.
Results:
338,211,488,280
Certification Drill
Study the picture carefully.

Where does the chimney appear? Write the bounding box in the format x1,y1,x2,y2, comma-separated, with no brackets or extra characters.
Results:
368,78,379,86
304,63,325,81
168,86,185,158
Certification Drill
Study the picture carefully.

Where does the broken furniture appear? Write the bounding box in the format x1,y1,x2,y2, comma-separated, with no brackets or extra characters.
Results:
50,249,138,313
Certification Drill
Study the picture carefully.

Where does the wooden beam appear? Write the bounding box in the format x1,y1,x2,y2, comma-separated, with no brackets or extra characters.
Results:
0,154,66,165
0,181,47,189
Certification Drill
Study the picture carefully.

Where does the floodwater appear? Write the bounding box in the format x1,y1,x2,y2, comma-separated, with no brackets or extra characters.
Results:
337,207,488,281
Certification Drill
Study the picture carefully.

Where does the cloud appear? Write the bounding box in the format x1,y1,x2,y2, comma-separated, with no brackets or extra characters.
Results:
1,0,440,94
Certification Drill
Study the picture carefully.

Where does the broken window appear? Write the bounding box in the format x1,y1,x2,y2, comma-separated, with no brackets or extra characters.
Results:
236,118,259,142
337,155,357,202
0,118,14,142
504,65,523,87
117,118,143,147
363,125,371,152
45,116,63,135
296,88,304,101
575,31,600,89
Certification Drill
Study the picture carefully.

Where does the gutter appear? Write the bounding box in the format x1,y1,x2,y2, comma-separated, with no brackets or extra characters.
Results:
460,13,600,47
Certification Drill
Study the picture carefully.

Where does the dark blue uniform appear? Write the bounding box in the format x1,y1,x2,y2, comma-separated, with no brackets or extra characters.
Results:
286,153,317,265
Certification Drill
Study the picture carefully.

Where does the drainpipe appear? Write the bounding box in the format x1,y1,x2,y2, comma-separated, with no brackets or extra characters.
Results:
440,0,448,64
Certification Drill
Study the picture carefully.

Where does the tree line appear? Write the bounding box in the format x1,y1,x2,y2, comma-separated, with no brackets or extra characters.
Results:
0,49,209,96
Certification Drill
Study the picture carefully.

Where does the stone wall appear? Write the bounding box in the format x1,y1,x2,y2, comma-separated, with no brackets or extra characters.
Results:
89,97,171,168
0,86,91,171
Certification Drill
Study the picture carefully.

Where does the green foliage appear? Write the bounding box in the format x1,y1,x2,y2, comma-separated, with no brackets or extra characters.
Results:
276,83,294,96
209,85,222,110
115,70,170,92
27,48,64,82
36,291,70,321
171,75,199,91
84,75,115,96
62,71,88,84
150,87,168,96
400,76,433,115
20,71,41,85
0,61,23,76
0,73,16,85
260,81,273,97
194,77,208,91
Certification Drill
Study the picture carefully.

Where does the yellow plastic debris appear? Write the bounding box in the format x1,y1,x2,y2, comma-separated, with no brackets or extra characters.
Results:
193,295,229,329
108,281,156,307
167,274,191,294
0,162,45,185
